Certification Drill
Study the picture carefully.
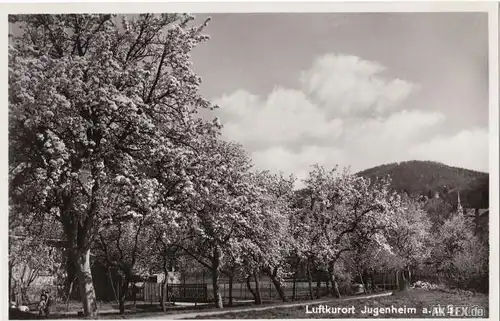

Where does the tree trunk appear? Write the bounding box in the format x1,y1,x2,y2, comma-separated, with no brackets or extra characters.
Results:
315,278,321,298
160,280,168,312
228,274,234,306
211,248,223,309
20,286,28,304
395,270,400,290
253,272,262,305
132,286,137,310
358,270,367,294
246,276,256,300
306,259,314,300
327,262,341,298
65,252,78,300
75,249,98,318
270,274,287,302
370,270,376,292
11,281,17,307
15,283,21,306
161,262,169,312
8,263,13,303
399,269,409,291
118,277,129,315
292,273,297,301
330,274,341,298
66,277,76,312
264,267,287,302
119,299,125,315
106,268,118,304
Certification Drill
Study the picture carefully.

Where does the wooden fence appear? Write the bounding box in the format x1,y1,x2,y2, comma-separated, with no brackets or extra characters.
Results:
140,283,208,304
136,270,411,304
139,278,376,304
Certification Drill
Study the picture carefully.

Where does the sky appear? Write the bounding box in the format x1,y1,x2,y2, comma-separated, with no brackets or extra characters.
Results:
8,13,489,183
188,13,489,182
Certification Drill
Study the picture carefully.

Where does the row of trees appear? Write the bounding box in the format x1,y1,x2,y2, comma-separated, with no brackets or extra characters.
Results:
9,14,488,317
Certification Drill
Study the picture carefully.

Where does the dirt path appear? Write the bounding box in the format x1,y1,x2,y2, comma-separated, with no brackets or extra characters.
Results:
142,292,394,319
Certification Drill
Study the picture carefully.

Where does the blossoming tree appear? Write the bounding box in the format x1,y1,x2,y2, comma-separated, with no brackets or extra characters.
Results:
246,170,295,302
177,139,258,309
9,13,215,316
295,165,398,298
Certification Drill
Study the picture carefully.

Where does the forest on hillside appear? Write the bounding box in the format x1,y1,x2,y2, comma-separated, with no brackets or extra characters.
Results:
358,160,489,209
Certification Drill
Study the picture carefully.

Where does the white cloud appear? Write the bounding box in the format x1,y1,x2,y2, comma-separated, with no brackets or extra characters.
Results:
211,52,485,185
338,110,446,171
214,87,343,148
409,128,489,172
300,54,416,116
347,110,445,145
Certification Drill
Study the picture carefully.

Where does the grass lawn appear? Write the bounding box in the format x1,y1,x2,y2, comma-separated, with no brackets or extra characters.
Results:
10,300,260,319
191,289,489,319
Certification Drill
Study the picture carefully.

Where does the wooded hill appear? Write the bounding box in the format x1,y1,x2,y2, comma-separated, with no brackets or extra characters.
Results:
357,160,489,209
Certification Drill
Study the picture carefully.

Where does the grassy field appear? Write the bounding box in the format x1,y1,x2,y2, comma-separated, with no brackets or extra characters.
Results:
10,299,259,319
192,289,489,319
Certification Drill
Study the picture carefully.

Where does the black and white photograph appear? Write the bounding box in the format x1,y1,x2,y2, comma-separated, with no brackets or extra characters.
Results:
4,2,498,320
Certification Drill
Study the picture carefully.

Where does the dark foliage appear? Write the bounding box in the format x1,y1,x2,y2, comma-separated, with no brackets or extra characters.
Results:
357,160,488,209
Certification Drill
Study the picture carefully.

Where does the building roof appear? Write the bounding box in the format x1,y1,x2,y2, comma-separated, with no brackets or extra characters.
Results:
464,208,489,217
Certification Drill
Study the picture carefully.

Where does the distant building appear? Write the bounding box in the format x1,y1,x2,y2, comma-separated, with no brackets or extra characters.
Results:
465,208,489,243
146,272,181,284
456,190,464,216
451,189,488,243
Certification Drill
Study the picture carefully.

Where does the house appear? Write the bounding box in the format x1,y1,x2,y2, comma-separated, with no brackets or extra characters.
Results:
462,208,488,235
454,190,489,242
